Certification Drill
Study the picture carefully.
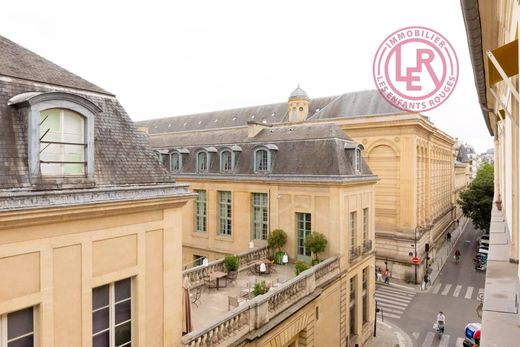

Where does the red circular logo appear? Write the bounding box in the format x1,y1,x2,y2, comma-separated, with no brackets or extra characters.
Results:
373,26,459,112
412,256,420,264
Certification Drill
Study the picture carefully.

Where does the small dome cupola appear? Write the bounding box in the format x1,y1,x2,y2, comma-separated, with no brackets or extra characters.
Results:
287,84,309,123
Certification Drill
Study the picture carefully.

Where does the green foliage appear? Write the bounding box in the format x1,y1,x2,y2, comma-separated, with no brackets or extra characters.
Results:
304,232,328,261
458,163,494,232
224,255,240,272
268,229,288,252
295,260,310,275
253,280,268,296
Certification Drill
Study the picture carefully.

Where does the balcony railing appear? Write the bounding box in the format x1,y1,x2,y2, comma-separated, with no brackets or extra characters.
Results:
182,256,340,347
349,246,362,262
182,246,271,288
362,239,373,254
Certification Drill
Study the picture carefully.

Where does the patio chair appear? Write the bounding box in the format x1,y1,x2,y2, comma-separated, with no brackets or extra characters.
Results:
190,286,202,307
203,274,216,291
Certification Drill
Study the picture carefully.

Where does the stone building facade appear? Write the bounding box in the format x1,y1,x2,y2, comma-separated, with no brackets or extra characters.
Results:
0,36,193,346
142,120,378,346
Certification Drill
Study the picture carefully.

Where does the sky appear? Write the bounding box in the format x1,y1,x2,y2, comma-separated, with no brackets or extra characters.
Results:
1,0,493,153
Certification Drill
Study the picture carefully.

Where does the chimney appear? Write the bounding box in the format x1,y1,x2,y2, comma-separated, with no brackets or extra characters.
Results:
247,121,271,137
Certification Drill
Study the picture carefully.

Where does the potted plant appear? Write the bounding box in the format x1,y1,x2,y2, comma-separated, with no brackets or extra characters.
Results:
496,193,502,211
224,255,240,281
268,229,288,264
253,280,268,296
304,231,328,265
295,260,310,275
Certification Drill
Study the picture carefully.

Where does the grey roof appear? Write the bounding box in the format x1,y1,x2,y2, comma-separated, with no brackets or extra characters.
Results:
288,85,309,101
0,57,172,190
0,35,112,96
136,90,404,135
150,123,375,179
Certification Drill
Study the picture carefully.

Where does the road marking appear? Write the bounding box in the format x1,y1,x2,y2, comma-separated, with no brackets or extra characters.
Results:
377,286,416,296
465,286,474,299
376,288,415,299
377,319,391,328
375,292,413,303
374,304,404,314
395,331,406,347
439,334,450,347
453,285,462,297
375,298,408,307
456,337,465,346
381,311,401,319
432,283,442,294
441,284,452,296
422,332,435,347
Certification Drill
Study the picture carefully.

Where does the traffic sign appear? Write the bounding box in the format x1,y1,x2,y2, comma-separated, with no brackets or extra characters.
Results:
412,256,420,264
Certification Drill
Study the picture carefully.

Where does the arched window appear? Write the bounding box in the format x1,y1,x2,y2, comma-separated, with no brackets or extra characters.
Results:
170,152,181,172
39,108,85,176
255,149,270,172
197,151,208,173
355,148,362,173
220,150,233,173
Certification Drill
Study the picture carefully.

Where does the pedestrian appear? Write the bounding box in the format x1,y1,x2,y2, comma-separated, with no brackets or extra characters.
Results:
376,267,382,282
423,274,429,290
447,231,452,246
384,269,390,284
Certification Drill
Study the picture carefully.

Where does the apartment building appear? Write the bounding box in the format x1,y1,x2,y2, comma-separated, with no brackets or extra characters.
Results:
461,0,520,344
0,35,193,346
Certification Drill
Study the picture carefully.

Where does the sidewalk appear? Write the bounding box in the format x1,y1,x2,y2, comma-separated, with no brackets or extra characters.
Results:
365,318,414,347
424,216,469,291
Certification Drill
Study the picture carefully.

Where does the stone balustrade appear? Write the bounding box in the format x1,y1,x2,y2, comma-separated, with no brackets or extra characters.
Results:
182,246,272,288
181,256,340,347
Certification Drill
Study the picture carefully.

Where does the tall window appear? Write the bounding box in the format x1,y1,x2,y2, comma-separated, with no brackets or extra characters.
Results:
350,211,357,249
40,108,85,175
194,190,207,232
0,307,34,347
220,150,233,173
296,213,312,258
362,208,368,243
251,193,268,240
362,267,368,324
197,151,208,173
349,276,357,336
218,191,232,235
255,149,270,172
92,278,132,347
193,255,204,267
170,152,181,172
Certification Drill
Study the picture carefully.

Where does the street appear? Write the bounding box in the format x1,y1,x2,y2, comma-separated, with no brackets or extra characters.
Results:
376,221,486,346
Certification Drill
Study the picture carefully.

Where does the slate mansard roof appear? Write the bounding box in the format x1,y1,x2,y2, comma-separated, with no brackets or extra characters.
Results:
136,90,404,135
150,123,376,180
0,35,173,190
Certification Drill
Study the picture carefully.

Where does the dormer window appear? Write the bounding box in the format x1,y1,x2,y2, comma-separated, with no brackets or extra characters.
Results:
255,149,269,171
197,151,208,173
39,109,85,175
8,91,100,186
355,148,362,173
220,150,233,173
170,152,181,172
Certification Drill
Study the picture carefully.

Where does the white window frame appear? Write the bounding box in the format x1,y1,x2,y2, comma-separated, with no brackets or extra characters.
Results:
196,151,209,173
92,279,133,347
194,189,207,232
354,148,362,173
350,211,357,249
220,150,234,173
251,192,268,240
218,191,232,236
170,151,182,172
0,307,36,347
254,148,271,172
362,208,368,243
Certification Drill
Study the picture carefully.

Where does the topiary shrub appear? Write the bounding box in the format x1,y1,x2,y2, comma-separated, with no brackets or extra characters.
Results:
295,260,310,276
268,229,288,264
253,281,268,296
304,231,328,262
224,255,240,272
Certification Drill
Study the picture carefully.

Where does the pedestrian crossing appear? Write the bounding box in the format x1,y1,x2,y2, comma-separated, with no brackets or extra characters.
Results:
430,282,483,300
413,331,466,347
375,284,416,319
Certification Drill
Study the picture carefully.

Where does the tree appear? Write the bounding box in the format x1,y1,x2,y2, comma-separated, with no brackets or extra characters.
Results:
458,163,494,231
267,229,287,252
304,232,328,263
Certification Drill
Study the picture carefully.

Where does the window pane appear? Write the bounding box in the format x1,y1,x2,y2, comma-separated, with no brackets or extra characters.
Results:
93,285,109,309
115,321,132,346
93,331,109,347
7,335,33,347
115,278,131,302
115,300,131,324
7,307,33,340
92,308,109,334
